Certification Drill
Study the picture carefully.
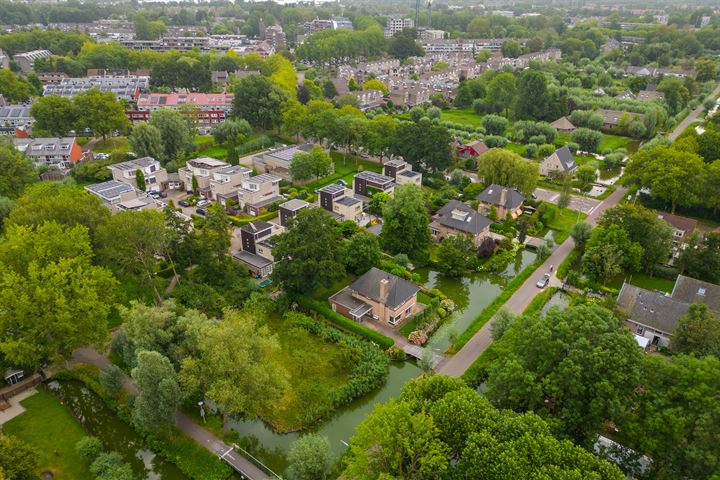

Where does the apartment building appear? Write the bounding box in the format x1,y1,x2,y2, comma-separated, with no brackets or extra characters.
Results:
13,50,51,73
128,93,234,134
384,17,414,38
13,137,83,169
43,76,149,101
209,165,252,205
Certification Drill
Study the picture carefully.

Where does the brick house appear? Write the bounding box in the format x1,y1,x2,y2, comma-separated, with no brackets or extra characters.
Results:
476,184,525,219
430,200,492,247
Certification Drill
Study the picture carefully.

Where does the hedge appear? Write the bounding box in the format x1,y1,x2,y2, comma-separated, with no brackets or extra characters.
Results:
227,210,278,227
294,296,395,349
449,257,544,354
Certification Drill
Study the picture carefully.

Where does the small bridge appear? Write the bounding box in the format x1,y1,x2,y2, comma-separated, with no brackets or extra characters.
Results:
403,344,443,368
216,443,280,480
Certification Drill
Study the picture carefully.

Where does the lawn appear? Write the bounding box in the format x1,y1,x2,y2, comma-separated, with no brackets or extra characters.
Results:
555,132,636,153
4,388,94,480
440,108,484,127
305,153,382,191
258,313,354,432
609,272,676,293
91,137,130,154
544,205,587,243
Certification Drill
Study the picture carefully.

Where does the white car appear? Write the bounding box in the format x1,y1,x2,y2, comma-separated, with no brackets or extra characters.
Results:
536,273,551,289
196,200,210,207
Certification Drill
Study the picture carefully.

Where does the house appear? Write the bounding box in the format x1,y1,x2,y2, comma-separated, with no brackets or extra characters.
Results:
317,183,365,224
108,157,168,193
44,75,149,101
430,200,492,247
476,184,525,219
637,89,664,102
13,50,51,73
549,116,576,133
13,137,83,169
252,143,315,181
85,179,140,208
278,198,311,227
237,173,283,216
0,105,33,129
353,171,395,198
656,212,698,257
383,159,422,186
617,275,720,348
234,220,283,278
540,145,578,177
387,85,431,108
209,165,252,205
0,49,9,69
178,157,230,196
128,93,234,134
616,90,636,100
457,140,489,158
595,109,637,129
329,267,422,327
342,89,384,112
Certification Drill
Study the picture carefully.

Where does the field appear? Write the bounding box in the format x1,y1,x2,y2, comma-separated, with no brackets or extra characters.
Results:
609,272,676,293
4,389,93,480
545,206,587,243
91,137,130,154
305,153,382,191
439,108,484,127
556,132,637,152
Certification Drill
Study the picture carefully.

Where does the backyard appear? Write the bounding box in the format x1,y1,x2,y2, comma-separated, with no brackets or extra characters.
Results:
4,389,93,480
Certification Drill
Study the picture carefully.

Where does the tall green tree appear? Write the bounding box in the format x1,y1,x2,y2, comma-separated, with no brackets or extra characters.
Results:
287,434,332,480
29,95,79,136
583,224,643,283
390,119,452,174
231,74,290,130
388,29,424,60
515,69,548,120
485,73,517,116
272,208,346,294
73,88,129,139
680,232,720,284
179,309,288,434
672,304,720,356
290,146,332,181
476,149,539,196
0,222,116,367
486,304,643,446
0,142,36,199
0,435,39,480
148,108,193,164
131,350,182,431
190,204,232,283
381,185,430,259
128,122,164,162
658,77,691,115
0,69,32,103
344,232,381,275
437,234,475,277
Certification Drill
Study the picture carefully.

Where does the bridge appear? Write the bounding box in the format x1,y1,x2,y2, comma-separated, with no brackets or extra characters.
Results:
403,344,443,368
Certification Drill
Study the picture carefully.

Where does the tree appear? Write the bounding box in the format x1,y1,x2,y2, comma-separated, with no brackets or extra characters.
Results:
481,114,508,136
583,224,643,284
437,234,475,277
0,196,15,224
571,127,603,153
485,73,517,116
390,119,453,173
180,309,288,434
190,204,232,282
0,69,32,103
490,308,516,340
619,355,720,479
231,74,290,130
321,79,338,99
0,142,36,199
558,173,572,209
658,77,690,115
576,164,596,191
290,146,332,181
486,305,643,446
287,434,332,480
476,149,539,196
128,122,164,163
211,118,251,152
515,69,548,120
681,232,720,284
132,350,182,431
134,168,146,191
100,364,124,397
345,233,381,275
381,185,430,259
73,88,129,139
29,95,79,136
362,78,388,95
672,304,720,356
599,204,673,274
570,221,592,252
0,435,38,480
148,108,193,164
134,14,166,40
272,208,346,294
90,452,134,480
501,39,522,58
75,436,103,460
0,222,116,367
388,29,424,60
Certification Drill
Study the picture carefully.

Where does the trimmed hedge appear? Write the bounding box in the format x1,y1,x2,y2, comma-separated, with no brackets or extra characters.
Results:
227,210,278,227
294,296,395,349
449,257,544,354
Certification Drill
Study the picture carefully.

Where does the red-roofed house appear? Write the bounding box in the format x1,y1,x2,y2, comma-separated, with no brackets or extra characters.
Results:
127,92,234,134
457,140,489,158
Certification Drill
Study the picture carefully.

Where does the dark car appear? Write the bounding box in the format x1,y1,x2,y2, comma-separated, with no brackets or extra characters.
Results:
156,191,167,198
178,200,190,207
196,207,207,216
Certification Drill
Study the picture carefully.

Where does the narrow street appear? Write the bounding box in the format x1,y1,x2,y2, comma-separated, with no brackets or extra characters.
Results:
669,82,720,141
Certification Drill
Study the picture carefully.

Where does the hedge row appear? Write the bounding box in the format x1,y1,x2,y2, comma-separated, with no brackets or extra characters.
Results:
227,210,278,227
449,257,544,354
294,296,395,349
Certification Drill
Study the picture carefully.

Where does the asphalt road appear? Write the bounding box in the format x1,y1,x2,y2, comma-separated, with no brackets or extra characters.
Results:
669,82,720,141
437,186,628,377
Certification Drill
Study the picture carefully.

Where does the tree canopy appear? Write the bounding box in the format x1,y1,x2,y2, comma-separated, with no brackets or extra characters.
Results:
381,185,430,260
477,148,539,196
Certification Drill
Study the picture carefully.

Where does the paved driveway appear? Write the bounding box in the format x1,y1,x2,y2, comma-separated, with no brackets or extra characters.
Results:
533,188,602,216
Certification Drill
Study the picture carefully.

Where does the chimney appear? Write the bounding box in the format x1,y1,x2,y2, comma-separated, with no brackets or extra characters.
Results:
379,278,390,301
500,188,508,207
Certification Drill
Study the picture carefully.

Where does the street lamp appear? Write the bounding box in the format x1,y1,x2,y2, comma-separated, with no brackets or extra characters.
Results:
198,401,206,424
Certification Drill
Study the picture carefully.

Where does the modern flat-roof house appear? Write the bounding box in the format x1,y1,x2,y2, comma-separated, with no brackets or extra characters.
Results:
329,267,422,327
316,183,365,224
0,105,33,129
234,220,283,278
107,156,168,192
383,159,422,186
85,179,143,210
13,137,83,169
278,198,311,227
617,275,720,348
540,145,578,177
209,165,252,205
128,93,234,134
13,50,51,73
476,184,525,219
43,76,149,101
431,200,492,247
178,157,230,196
252,143,314,181
457,140,489,158
237,173,283,216
353,171,395,197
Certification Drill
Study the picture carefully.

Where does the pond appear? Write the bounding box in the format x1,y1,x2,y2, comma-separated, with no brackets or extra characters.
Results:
46,380,187,480
415,248,537,352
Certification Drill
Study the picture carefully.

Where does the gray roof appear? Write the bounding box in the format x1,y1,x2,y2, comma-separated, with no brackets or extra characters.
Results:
672,275,720,314
233,250,272,269
348,267,420,309
110,156,157,170
317,183,345,194
264,143,313,163
476,184,525,210
399,170,421,178
336,196,362,206
280,198,310,211
247,173,281,184
85,180,135,200
355,171,395,185
0,105,31,120
241,220,274,234
436,200,492,235
384,159,407,168
550,145,577,171
617,283,688,334
216,165,251,175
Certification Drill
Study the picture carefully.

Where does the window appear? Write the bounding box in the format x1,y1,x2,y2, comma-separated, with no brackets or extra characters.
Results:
636,325,644,335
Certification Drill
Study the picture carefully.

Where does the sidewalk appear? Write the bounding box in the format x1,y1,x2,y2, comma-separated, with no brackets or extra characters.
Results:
0,388,37,425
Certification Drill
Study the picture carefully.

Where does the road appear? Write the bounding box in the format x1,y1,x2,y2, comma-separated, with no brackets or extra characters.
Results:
669,82,720,141
437,186,628,377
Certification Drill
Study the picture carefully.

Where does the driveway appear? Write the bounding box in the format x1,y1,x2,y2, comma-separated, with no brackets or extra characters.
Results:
533,188,602,215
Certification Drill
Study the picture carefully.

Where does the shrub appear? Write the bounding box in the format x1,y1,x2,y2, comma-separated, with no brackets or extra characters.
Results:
484,135,508,148
75,436,103,459
538,144,555,157
528,134,547,145
525,143,538,157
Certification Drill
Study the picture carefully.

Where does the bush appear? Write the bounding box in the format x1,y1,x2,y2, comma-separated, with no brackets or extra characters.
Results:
236,135,273,156
227,210,278,226
481,114,508,135
294,296,394,349
538,144,555,157
75,436,103,459
525,143,538,157
528,134,547,145
484,135,508,148
99,365,124,398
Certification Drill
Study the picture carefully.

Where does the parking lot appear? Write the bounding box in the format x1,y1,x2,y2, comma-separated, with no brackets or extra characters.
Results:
533,188,602,215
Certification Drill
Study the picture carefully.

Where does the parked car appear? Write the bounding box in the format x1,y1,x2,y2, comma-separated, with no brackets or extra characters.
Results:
337,179,348,186
94,153,110,160
536,273,551,289
178,200,190,207
196,207,207,216
196,199,210,207
156,191,167,198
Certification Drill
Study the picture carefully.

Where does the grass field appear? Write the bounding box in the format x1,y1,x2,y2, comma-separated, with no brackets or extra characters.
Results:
609,272,676,293
305,153,382,191
91,137,130,154
545,206,587,243
4,389,93,480
556,132,636,152
440,108,484,127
